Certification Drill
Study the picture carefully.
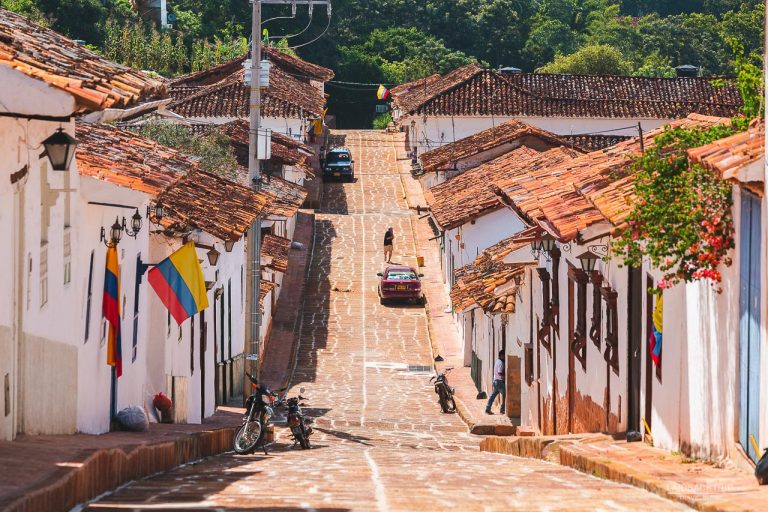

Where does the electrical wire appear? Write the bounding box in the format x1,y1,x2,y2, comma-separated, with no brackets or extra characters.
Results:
269,10,314,40
287,10,332,49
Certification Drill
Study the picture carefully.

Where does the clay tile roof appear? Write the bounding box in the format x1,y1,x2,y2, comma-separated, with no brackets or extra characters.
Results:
261,234,291,273
218,119,314,175
394,63,484,114
425,145,580,231
156,170,271,242
540,114,732,238
262,46,334,82
168,64,325,119
688,119,764,185
0,9,165,112
450,261,529,314
389,74,441,97
394,65,742,119
420,120,577,173
424,146,535,230
475,226,545,266
75,123,192,195
260,174,308,217
578,114,733,223
260,280,278,311
561,134,631,151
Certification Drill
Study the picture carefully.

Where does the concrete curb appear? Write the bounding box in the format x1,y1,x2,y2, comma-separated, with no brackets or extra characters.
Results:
2,427,236,512
480,435,755,512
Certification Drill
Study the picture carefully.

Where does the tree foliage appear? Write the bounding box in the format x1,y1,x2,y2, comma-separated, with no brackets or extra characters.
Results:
536,44,633,75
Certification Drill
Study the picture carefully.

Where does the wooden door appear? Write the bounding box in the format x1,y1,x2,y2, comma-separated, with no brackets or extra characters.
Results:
739,191,762,462
627,267,643,432
567,277,575,433
644,276,654,431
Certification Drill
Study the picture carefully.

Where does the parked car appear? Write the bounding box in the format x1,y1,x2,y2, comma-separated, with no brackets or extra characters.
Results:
377,266,425,305
322,147,355,182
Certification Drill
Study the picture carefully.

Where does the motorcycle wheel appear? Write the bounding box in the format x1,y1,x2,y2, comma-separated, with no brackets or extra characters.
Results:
292,426,310,449
233,419,263,454
439,387,457,413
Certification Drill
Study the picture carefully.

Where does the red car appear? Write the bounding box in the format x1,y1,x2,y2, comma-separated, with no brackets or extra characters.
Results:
377,266,425,305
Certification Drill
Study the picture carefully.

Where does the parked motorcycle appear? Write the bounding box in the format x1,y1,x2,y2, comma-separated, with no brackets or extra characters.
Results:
285,388,313,449
233,372,283,455
430,367,456,413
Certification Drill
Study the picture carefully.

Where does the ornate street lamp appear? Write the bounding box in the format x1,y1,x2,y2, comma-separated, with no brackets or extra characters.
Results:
123,209,143,239
100,217,124,247
42,128,78,171
224,239,236,252
540,234,557,253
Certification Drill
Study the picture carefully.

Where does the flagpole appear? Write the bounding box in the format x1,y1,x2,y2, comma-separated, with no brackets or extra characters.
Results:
110,366,116,425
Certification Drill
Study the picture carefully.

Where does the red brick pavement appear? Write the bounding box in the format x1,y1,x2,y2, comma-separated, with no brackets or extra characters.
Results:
85,131,689,511
260,210,315,390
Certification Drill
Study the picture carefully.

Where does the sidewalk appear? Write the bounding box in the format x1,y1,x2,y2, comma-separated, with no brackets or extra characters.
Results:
0,407,242,512
481,434,767,511
393,133,514,436
260,210,315,389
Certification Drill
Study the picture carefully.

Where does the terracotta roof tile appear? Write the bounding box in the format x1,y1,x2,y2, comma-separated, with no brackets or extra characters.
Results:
450,261,529,314
75,123,191,195
389,74,441,97
539,114,733,238
688,120,764,185
261,46,334,82
394,66,742,119
156,170,271,242
261,234,291,273
425,146,579,231
419,120,578,173
260,280,278,311
475,226,545,266
561,134,630,151
0,9,165,112
168,65,325,119
218,119,314,175
424,146,535,229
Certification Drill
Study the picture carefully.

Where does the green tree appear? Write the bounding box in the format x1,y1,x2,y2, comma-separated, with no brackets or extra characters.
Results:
537,44,632,75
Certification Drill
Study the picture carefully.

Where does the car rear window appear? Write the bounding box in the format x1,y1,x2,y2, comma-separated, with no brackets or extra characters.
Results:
327,152,350,162
386,270,417,280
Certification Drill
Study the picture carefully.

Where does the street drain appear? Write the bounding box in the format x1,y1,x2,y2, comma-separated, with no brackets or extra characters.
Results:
406,365,433,374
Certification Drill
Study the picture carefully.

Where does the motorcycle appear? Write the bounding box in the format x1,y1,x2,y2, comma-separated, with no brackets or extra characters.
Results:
285,388,313,449
430,367,456,413
233,372,283,455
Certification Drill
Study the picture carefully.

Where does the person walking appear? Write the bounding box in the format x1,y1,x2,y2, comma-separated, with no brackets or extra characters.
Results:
383,227,394,263
485,350,506,415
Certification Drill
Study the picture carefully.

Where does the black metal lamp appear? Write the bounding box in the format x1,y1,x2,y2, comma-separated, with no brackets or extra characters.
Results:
224,239,236,252
530,238,542,259
206,246,221,266
100,217,124,247
147,203,166,222
123,209,143,238
43,128,78,171
540,234,557,253
576,250,599,273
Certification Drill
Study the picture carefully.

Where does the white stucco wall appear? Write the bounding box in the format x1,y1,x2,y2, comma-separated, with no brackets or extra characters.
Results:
404,114,671,158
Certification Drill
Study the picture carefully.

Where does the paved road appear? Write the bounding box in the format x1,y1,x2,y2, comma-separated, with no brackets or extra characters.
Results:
86,131,688,511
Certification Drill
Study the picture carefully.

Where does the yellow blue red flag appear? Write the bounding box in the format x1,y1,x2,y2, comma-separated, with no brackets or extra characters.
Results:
103,245,122,377
148,242,209,325
377,84,390,100
650,295,663,367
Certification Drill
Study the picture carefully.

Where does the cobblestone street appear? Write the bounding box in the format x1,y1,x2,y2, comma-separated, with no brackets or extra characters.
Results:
86,131,690,511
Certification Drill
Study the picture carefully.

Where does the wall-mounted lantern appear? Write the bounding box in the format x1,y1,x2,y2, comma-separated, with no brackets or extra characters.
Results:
224,239,236,252
43,128,78,171
576,250,599,273
100,217,124,247
123,209,143,239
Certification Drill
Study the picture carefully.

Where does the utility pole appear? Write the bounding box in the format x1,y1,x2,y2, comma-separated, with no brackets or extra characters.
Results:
246,0,332,388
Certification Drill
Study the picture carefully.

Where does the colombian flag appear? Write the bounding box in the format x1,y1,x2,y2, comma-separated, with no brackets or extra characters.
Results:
148,242,209,325
103,246,122,378
650,295,663,367
377,84,390,100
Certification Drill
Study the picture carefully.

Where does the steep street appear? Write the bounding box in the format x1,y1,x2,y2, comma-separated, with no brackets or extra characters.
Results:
86,131,688,511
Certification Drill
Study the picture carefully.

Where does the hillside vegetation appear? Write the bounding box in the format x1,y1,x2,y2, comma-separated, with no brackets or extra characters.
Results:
3,0,763,126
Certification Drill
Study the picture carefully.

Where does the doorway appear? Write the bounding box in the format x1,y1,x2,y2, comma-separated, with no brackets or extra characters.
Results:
567,274,575,433
627,266,643,432
739,191,761,462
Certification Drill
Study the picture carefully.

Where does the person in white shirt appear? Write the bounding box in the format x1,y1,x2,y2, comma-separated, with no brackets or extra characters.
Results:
485,350,506,415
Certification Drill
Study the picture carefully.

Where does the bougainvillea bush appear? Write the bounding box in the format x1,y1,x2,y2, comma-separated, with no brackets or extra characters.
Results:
612,124,738,292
